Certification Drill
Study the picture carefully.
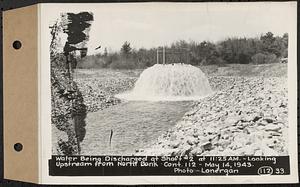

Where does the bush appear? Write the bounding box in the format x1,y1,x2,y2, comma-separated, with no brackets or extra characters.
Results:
265,53,278,63
109,58,137,69
78,55,117,69
251,53,278,64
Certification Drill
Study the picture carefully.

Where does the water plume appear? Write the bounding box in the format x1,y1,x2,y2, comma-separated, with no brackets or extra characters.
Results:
116,64,212,101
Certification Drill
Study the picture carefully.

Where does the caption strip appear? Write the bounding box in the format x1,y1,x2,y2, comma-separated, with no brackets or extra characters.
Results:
49,156,290,176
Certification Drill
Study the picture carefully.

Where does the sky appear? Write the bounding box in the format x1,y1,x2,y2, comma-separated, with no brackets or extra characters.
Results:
44,2,297,55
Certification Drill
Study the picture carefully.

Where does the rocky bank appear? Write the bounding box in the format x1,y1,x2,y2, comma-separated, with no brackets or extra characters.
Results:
136,76,288,156
74,69,139,112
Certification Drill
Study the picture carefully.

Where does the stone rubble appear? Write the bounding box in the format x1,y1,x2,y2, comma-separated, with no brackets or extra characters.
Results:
136,76,288,156
74,70,138,112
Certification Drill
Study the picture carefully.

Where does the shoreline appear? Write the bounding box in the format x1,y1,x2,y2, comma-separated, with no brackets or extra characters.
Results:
136,76,288,156
70,64,288,156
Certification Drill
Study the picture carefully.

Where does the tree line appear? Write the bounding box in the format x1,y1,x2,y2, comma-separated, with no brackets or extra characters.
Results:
78,32,288,69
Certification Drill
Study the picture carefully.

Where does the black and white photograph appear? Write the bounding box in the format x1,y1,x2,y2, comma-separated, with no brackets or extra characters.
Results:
50,2,290,156
43,2,297,183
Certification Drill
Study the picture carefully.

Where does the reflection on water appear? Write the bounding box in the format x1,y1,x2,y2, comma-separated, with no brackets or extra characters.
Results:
81,101,192,155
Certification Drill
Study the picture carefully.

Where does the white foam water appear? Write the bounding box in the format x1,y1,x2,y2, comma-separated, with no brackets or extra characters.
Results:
116,64,213,101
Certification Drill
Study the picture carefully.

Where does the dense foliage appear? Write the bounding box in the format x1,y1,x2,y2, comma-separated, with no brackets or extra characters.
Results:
78,32,288,69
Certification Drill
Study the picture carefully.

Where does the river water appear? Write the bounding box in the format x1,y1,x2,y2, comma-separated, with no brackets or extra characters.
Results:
81,101,192,155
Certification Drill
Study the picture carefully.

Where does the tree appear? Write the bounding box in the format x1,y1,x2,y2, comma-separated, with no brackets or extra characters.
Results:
260,32,288,58
103,47,108,57
171,40,189,49
79,32,288,68
282,33,288,47
260,32,275,46
282,33,289,58
197,41,220,65
260,32,277,55
121,41,132,56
